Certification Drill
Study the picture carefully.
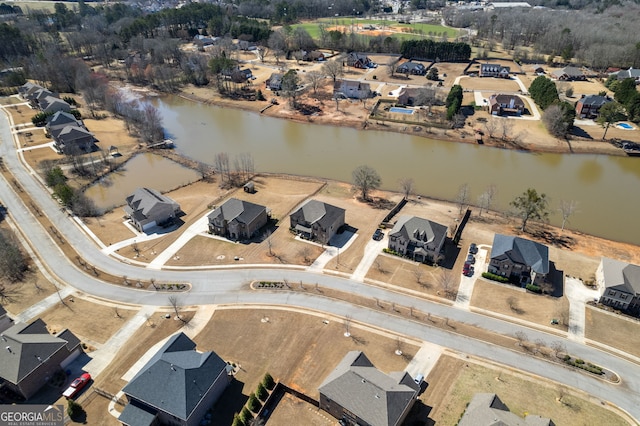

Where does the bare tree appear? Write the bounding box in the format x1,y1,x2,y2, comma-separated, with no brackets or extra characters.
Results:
374,259,387,274
399,177,414,199
559,200,579,231
256,46,269,63
305,71,324,95
455,183,470,215
0,283,20,304
387,57,399,77
300,246,312,264
412,267,425,287
437,269,456,299
343,315,351,337
551,340,566,358
477,184,497,217
484,118,498,139
168,296,187,323
322,59,344,83
213,152,231,184
515,331,527,346
507,296,518,312
265,229,274,257
500,119,514,141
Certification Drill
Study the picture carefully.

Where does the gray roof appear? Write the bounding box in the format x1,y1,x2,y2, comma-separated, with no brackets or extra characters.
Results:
552,66,584,78
40,96,70,113
208,198,266,225
600,257,640,296
0,319,79,385
481,63,510,73
335,79,371,91
459,393,553,426
57,125,94,144
389,215,447,247
119,399,158,426
398,62,425,71
293,199,345,228
490,234,549,274
616,67,640,79
125,188,180,223
319,351,418,426
122,333,228,422
47,111,80,128
578,95,611,108
489,94,525,108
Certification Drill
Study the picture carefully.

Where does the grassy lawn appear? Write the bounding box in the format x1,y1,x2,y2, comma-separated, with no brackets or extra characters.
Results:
424,355,629,426
365,254,447,299
12,1,77,12
470,279,569,331
585,306,640,358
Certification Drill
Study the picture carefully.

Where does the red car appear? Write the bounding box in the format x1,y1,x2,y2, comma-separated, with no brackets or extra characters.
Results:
63,373,91,399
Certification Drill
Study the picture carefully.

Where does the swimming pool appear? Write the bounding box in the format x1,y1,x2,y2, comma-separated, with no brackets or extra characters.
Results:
617,122,634,130
389,107,415,115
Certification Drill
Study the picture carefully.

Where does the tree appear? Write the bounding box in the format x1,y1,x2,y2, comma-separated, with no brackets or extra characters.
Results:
558,200,578,231
322,59,343,82
168,295,187,323
445,84,463,120
510,188,549,232
256,382,268,400
67,399,83,420
399,177,414,199
387,57,399,77
529,76,559,110
477,184,496,217
262,372,275,389
455,183,469,215
281,69,300,107
614,78,637,106
596,101,626,140
352,165,381,201
247,393,261,412
305,71,324,95
515,331,527,346
426,66,439,81
542,101,574,139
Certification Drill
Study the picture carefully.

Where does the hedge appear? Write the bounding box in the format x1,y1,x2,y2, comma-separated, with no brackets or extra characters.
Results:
525,283,542,293
481,272,509,283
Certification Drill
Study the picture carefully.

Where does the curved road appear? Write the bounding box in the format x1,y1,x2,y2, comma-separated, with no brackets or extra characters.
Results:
1,109,639,422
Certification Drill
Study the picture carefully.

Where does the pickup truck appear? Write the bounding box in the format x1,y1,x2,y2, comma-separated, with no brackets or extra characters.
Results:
62,373,91,399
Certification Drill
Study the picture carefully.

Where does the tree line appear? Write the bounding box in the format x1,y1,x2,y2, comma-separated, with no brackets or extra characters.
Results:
400,39,472,61
529,76,575,139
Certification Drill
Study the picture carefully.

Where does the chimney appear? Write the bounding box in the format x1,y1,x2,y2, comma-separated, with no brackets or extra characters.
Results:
6,346,11,353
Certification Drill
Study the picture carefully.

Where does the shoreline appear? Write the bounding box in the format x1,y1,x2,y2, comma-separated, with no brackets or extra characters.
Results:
176,87,625,157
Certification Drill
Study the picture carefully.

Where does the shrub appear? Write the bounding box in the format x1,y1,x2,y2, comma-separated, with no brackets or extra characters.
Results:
481,272,509,283
240,407,252,423
563,354,571,361
247,393,261,413
525,283,542,293
256,90,265,101
256,382,268,401
575,358,585,364
263,372,275,390
67,400,83,420
232,414,245,426
31,111,52,126
383,248,401,256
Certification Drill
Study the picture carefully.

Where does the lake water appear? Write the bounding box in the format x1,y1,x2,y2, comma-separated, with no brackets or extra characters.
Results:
110,95,640,245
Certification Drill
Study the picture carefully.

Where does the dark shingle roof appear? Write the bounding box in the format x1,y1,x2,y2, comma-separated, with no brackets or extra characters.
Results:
398,62,425,72
122,333,228,421
118,399,158,426
293,199,345,229
0,319,79,385
459,393,554,426
490,234,549,274
57,125,94,144
489,94,525,108
601,257,640,296
578,95,610,108
553,66,584,78
208,198,266,225
319,351,418,426
124,188,179,222
389,215,447,247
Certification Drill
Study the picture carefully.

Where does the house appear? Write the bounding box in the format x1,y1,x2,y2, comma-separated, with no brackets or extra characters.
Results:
318,351,419,426
207,198,268,241
334,79,372,100
459,393,554,426
575,94,612,119
487,234,549,286
29,88,56,109
488,94,525,116
267,73,283,91
192,34,219,48
388,215,447,264
397,61,426,75
480,63,510,78
614,67,640,83
0,319,82,400
531,65,545,74
54,125,95,154
0,305,13,333
596,258,640,315
397,87,433,107
222,67,252,82
119,333,232,426
46,111,82,139
124,188,181,232
346,52,372,69
40,96,71,114
290,199,345,245
18,82,43,100
551,66,585,81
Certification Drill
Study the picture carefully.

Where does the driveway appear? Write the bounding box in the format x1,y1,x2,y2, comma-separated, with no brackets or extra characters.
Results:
351,232,387,281
455,245,489,309
565,277,600,343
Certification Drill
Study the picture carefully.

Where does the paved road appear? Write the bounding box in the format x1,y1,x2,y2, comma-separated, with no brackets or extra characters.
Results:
1,109,640,422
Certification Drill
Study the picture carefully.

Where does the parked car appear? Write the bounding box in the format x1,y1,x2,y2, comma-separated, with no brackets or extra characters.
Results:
469,243,478,254
466,254,475,264
63,373,91,399
463,266,475,277
414,374,424,385
373,229,384,241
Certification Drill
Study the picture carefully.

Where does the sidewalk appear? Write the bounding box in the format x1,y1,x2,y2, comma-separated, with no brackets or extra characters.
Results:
15,287,75,323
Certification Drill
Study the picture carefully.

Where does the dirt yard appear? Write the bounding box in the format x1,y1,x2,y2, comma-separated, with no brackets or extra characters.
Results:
585,306,640,358
0,269,56,316
365,255,450,299
193,308,418,424
459,76,521,92
40,296,138,345
267,393,334,426
423,354,629,426
471,280,570,330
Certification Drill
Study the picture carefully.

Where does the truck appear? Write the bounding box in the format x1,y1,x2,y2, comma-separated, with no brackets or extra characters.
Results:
62,373,91,399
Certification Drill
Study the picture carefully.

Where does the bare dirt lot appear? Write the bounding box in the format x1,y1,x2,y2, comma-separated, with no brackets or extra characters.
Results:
459,76,521,92
423,354,629,426
471,280,570,330
193,308,418,424
40,296,137,345
585,306,640,358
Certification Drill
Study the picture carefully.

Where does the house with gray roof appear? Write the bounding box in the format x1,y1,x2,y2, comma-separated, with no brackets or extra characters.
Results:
551,66,585,81
0,305,13,333
388,215,447,264
334,79,372,100
319,351,419,426
119,333,232,426
596,257,640,315
488,94,525,116
0,319,82,400
46,111,83,139
54,125,95,154
290,199,345,245
40,96,71,115
207,198,268,241
397,61,426,75
267,73,284,91
28,88,56,109
487,234,549,286
480,63,510,78
124,188,181,232
18,82,43,100
575,94,612,119
459,393,554,426
614,67,640,83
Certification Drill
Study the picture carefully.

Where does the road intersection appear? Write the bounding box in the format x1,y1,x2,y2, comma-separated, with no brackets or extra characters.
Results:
1,106,640,422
